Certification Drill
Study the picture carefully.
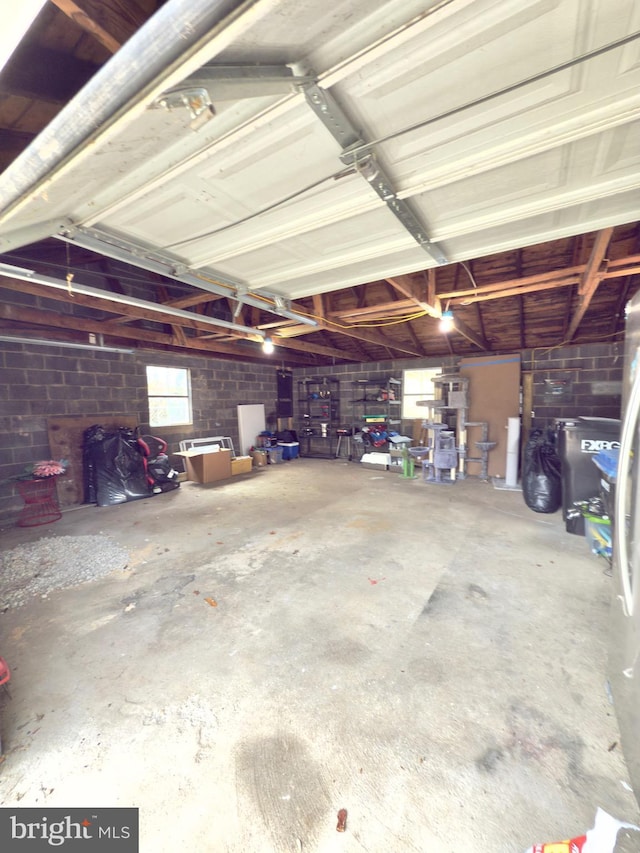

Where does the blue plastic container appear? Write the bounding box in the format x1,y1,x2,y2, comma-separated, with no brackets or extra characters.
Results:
278,442,299,460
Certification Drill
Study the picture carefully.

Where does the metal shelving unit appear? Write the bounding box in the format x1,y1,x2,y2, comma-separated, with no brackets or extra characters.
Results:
297,377,340,458
352,378,402,426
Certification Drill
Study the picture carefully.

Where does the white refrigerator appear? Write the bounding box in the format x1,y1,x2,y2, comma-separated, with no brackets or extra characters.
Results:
610,289,640,808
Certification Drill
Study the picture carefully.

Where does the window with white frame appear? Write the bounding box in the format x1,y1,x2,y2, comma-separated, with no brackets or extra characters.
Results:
402,367,442,419
146,365,192,427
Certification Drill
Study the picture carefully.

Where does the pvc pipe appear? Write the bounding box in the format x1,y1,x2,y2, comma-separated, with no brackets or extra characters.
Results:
505,417,520,487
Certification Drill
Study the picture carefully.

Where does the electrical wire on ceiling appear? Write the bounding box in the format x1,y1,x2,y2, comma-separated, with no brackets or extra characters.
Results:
459,261,478,289
337,310,429,327
165,169,350,250
6,247,431,329
5,249,317,327
346,30,640,156
278,306,430,330
150,30,639,250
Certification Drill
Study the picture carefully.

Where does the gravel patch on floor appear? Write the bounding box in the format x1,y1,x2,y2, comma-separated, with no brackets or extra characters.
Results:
0,534,129,610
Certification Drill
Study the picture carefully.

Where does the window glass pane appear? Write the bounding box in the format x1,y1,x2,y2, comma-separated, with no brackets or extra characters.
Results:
149,397,190,427
402,368,441,419
146,365,192,426
146,365,188,396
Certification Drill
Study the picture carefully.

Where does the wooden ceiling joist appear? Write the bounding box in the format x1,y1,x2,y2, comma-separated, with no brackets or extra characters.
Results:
283,297,424,357
329,299,417,320
0,302,318,364
271,335,351,361
439,255,640,306
0,44,98,103
566,227,614,342
0,277,261,341
450,316,490,351
49,0,148,54
385,274,441,318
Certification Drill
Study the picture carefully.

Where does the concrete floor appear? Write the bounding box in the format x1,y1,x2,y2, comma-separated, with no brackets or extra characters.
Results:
0,458,638,852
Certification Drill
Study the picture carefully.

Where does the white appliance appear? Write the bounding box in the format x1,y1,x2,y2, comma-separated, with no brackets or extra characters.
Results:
609,289,640,808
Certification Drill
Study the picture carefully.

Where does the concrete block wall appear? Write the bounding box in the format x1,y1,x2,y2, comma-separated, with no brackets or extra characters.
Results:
0,333,623,524
0,342,278,525
295,342,623,435
295,355,459,437
522,342,623,429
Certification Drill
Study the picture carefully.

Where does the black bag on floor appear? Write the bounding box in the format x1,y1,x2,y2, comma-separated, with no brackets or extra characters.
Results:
522,428,562,513
83,426,151,506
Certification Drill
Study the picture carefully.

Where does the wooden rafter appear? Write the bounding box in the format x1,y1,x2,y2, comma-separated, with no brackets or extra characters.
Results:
0,301,318,363
449,316,490,351
565,228,614,341
0,277,356,361
329,299,416,320
49,0,149,54
439,256,640,305
165,292,226,310
270,335,352,361
385,273,441,318
264,296,422,357
0,44,98,103
0,277,262,341
468,260,487,347
382,279,425,355
516,248,525,349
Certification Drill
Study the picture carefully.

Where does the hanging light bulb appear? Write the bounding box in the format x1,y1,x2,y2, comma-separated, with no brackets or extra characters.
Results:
262,337,275,354
439,310,454,333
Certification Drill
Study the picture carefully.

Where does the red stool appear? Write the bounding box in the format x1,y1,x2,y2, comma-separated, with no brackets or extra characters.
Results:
16,477,62,527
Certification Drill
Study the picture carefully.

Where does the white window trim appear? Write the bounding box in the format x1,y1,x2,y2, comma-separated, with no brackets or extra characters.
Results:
146,365,193,428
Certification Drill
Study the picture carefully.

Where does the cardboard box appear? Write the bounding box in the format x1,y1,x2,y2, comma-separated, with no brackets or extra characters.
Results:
251,450,268,468
175,448,232,484
231,455,252,475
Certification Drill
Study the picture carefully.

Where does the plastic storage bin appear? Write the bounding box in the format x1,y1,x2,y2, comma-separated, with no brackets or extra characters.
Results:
556,417,620,535
266,446,284,464
278,442,299,460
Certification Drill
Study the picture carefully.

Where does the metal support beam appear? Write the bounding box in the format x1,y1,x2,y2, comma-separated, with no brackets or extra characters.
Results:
303,83,447,266
55,227,318,327
155,65,316,105
0,263,266,338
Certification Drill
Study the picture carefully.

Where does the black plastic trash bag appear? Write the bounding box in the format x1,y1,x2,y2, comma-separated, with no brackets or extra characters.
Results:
82,423,105,504
522,428,562,513
83,426,151,506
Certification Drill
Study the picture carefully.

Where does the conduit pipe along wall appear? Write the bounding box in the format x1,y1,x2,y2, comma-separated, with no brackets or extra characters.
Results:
0,0,270,232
